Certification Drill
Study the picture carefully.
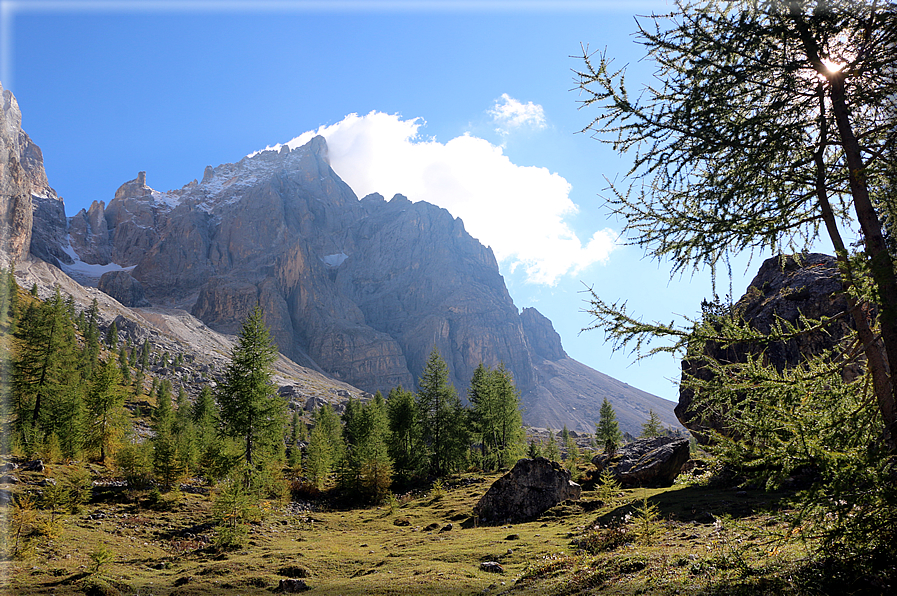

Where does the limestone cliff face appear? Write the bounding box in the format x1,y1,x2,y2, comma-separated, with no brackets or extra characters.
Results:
336,192,535,395
0,84,37,266
12,119,678,434
0,84,71,268
46,135,680,433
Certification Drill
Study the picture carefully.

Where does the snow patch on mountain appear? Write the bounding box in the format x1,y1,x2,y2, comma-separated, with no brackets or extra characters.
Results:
321,253,349,268
59,236,136,285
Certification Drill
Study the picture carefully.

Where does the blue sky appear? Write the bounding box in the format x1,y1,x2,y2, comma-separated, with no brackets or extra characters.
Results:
2,0,776,403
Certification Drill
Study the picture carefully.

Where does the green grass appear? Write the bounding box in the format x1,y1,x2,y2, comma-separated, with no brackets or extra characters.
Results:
1,463,823,595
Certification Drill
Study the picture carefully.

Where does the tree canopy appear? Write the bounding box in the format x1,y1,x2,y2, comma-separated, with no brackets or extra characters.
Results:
577,0,897,450
576,0,897,575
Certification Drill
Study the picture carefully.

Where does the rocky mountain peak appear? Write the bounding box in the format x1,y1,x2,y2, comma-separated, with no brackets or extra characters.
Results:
1,83,41,265
114,171,153,202
521,307,567,361
4,101,681,434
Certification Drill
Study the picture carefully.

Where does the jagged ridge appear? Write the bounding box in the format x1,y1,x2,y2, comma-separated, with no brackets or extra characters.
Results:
9,90,679,434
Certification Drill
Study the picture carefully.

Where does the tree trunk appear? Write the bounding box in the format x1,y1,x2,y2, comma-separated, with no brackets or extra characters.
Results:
829,74,897,450
792,6,897,449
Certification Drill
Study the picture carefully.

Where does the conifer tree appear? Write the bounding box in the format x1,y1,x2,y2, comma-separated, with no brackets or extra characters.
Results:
562,425,580,466
151,380,186,490
217,305,286,468
306,423,334,489
105,320,118,347
416,348,469,476
174,387,198,472
640,410,665,438
595,397,622,453
51,372,86,460
576,0,897,450
544,428,561,462
3,265,17,330
527,438,543,459
386,385,423,482
84,359,126,463
192,385,224,475
118,344,130,383
287,410,302,467
0,267,10,328
192,385,218,448
305,403,342,488
340,393,393,501
155,379,173,425
81,299,100,379
13,287,80,448
469,363,525,470
140,340,150,370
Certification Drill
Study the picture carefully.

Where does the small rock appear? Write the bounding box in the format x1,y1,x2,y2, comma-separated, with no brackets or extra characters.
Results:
504,534,519,540
393,517,411,527
22,460,44,472
0,474,18,484
424,522,440,532
480,561,504,574
439,523,453,533
276,578,310,593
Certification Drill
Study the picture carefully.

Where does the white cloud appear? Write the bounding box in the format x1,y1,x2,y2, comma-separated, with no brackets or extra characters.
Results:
489,93,547,135
261,111,617,285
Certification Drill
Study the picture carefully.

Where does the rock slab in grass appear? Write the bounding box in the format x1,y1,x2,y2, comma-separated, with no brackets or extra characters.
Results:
480,561,504,573
473,457,581,523
277,579,310,593
591,436,690,487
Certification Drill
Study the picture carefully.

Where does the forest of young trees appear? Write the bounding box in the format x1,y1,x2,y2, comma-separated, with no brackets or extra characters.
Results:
3,276,629,509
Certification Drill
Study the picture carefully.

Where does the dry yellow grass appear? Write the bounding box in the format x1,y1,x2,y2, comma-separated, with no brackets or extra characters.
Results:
0,464,811,595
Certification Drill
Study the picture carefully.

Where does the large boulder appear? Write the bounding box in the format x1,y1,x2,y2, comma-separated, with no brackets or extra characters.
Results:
473,457,581,523
98,270,150,307
676,253,854,443
591,436,690,487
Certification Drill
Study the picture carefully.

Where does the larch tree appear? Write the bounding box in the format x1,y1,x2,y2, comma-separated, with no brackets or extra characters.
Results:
470,363,525,470
84,358,126,463
13,288,80,449
386,384,423,482
416,347,469,476
575,0,897,573
217,305,286,468
576,0,897,449
595,397,622,452
640,410,665,438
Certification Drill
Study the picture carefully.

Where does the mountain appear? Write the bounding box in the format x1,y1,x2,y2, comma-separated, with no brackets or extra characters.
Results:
2,83,677,435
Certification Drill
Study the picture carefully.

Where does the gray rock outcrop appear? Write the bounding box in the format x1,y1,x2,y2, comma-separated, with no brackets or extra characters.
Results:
591,436,690,487
473,457,581,522
98,270,150,307
676,253,854,443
